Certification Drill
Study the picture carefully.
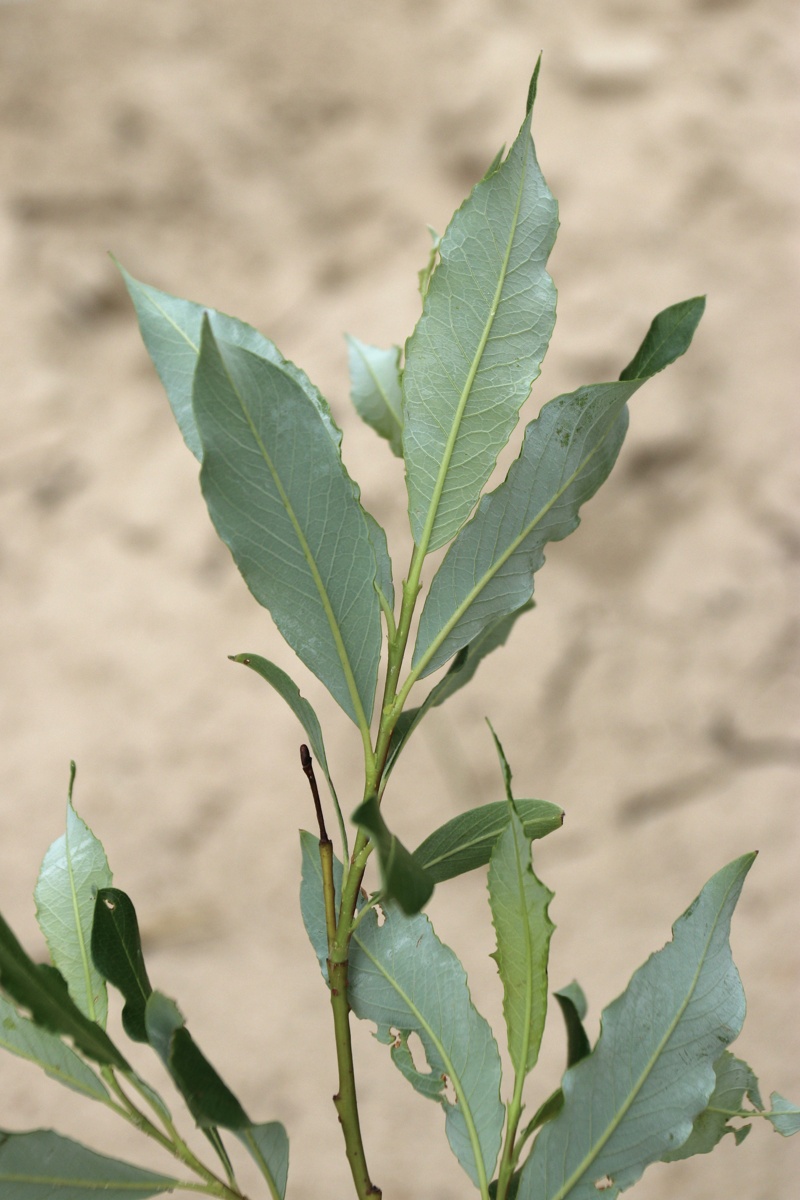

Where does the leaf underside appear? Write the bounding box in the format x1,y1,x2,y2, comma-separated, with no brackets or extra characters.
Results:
517,853,754,1200
0,1129,178,1197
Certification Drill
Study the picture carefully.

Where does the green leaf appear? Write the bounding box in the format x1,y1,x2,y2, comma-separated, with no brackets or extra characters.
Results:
144,990,250,1130
0,911,127,1070
345,335,404,456
412,799,563,884
767,1093,800,1137
0,1129,179,1197
489,807,554,1077
228,653,346,853
553,982,591,1068
619,296,706,382
118,262,342,460
90,889,152,1042
351,796,434,915
402,74,558,554
516,853,756,1200
417,226,441,300
0,993,109,1103
34,767,113,1027
192,320,382,727
385,603,534,778
662,1051,763,1161
364,511,395,613
488,722,515,801
413,297,705,678
300,834,504,1189
237,1122,290,1199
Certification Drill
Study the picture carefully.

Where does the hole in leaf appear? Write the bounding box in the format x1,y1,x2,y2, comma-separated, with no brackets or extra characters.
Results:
594,1176,614,1191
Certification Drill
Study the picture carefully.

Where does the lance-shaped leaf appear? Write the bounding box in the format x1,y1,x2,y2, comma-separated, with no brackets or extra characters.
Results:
192,320,382,727
34,768,113,1027
553,981,591,1069
229,652,347,855
118,262,342,459
386,604,534,778
402,63,558,554
237,1122,290,1199
145,990,250,1130
364,510,395,612
516,853,755,1200
0,993,109,1104
413,297,705,677
0,1129,180,1197
346,335,404,456
300,833,504,1189
662,1051,763,1161
767,1094,800,1137
351,796,434,914
489,806,554,1078
0,910,127,1070
91,888,152,1042
412,799,562,884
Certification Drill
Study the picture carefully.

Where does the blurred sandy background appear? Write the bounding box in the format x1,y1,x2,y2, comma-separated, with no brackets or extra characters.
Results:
1,1,798,1197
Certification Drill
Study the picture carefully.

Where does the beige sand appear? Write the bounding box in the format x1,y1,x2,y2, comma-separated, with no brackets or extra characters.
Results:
1,1,798,1196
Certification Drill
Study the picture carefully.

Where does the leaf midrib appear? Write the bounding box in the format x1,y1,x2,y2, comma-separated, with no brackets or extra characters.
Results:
213,344,371,735
546,873,740,1200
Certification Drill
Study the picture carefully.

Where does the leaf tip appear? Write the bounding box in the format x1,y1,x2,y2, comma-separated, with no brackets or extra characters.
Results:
526,53,544,114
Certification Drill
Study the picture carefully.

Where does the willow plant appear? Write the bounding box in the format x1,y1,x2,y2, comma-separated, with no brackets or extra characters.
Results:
1,62,797,1200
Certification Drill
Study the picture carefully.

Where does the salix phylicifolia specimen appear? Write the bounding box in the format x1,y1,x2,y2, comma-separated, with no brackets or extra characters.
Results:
1,62,797,1200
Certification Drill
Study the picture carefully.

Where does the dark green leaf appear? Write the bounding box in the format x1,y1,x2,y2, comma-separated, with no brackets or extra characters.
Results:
192,320,382,727
619,296,706,382
34,768,113,1027
413,298,705,678
553,982,591,1068
0,1129,178,1196
412,799,563,884
351,796,434,914
91,889,152,1042
118,262,342,460
385,604,534,778
662,1051,763,1161
488,723,514,801
489,807,554,1077
517,854,755,1200
0,993,109,1103
402,80,558,554
144,990,250,1130
345,335,403,456
0,911,127,1070
237,1122,290,1198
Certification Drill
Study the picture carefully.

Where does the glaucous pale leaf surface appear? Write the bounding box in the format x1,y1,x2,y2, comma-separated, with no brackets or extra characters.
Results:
34,788,112,1027
768,1094,800,1137
363,510,395,612
144,990,250,1131
402,68,558,553
192,321,382,727
0,1129,179,1197
412,799,562,883
238,1122,290,1199
351,796,434,914
413,297,705,677
517,854,755,1200
662,1051,762,1161
0,911,127,1070
300,834,503,1188
385,603,534,778
91,888,152,1043
488,808,554,1077
553,981,591,1068
346,335,404,456
0,993,109,1104
119,263,342,459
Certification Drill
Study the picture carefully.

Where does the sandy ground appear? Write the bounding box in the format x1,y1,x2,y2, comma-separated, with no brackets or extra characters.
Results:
1,1,798,1197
